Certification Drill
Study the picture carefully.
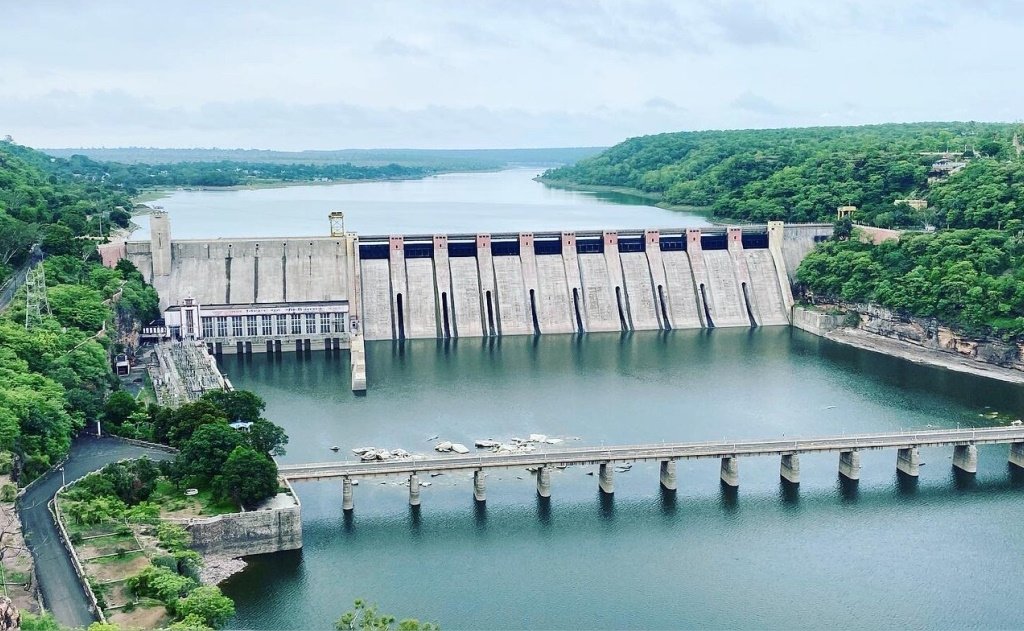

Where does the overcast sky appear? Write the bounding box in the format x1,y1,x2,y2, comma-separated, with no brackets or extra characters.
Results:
2,1,1021,150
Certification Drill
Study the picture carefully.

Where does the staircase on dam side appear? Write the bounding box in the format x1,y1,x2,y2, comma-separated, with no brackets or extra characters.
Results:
357,222,829,341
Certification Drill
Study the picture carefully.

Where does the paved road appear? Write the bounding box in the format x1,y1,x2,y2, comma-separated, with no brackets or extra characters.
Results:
18,436,174,628
280,426,1024,480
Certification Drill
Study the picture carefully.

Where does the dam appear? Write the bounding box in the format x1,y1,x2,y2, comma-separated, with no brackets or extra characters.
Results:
130,175,1024,631
113,212,831,391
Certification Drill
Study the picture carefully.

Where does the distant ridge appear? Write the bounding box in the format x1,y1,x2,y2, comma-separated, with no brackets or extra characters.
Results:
40,146,607,169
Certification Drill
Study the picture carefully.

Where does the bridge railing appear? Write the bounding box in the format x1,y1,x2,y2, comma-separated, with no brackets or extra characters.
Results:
279,426,1020,473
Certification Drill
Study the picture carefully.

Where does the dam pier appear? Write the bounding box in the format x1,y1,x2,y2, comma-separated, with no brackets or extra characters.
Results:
108,213,831,393
278,427,1024,510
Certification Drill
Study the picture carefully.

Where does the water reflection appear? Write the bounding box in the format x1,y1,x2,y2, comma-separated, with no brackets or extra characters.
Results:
221,329,1024,630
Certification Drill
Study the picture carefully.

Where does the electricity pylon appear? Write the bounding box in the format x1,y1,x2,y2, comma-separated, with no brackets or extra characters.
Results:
24,264,51,330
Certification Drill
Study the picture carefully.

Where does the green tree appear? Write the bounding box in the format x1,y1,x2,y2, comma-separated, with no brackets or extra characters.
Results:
128,564,198,605
47,284,109,331
247,418,288,456
175,586,236,629
214,446,278,508
336,600,439,631
103,390,138,430
41,224,78,256
177,422,244,485
167,614,215,631
202,390,266,422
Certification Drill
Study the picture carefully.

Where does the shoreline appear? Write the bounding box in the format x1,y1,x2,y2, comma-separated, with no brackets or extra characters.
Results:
130,175,433,204
822,327,1024,385
535,177,729,223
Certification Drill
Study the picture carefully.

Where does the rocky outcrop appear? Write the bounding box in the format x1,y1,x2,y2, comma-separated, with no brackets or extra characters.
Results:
853,304,1023,371
0,597,20,631
798,302,1024,374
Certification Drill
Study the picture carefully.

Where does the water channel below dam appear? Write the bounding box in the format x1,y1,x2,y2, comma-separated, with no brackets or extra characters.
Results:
219,328,1024,630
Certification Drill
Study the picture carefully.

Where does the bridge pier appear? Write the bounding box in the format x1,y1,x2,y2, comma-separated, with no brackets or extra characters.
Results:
1010,442,1024,469
780,453,800,484
598,463,614,494
720,456,739,487
536,465,552,498
342,477,354,512
897,447,920,477
952,444,978,473
473,469,486,503
409,474,421,506
659,459,677,491
839,450,861,480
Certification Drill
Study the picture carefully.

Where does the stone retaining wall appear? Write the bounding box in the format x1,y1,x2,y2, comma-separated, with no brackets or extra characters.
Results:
791,305,846,336
174,503,302,557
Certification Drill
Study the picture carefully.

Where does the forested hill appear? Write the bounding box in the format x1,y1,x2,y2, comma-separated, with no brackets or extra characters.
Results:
543,122,1024,228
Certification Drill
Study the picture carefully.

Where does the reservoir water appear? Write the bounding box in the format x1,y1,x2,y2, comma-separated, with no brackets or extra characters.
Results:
136,168,704,238
149,171,1024,629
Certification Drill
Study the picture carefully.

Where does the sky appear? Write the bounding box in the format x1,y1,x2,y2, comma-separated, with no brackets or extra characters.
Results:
2,0,1022,150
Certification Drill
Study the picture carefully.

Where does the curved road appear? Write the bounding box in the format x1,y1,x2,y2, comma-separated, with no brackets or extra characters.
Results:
18,436,174,628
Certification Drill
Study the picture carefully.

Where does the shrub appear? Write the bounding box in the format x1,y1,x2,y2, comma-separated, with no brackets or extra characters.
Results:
175,586,235,629
128,565,197,606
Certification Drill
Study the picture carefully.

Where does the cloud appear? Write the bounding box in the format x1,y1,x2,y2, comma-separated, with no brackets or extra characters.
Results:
2,1,1023,148
371,37,428,58
0,90,703,149
644,97,686,112
708,1,801,47
730,91,790,117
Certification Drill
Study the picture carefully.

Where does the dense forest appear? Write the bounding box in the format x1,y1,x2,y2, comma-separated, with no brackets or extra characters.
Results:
545,122,1024,339
797,230,1024,338
543,122,1023,228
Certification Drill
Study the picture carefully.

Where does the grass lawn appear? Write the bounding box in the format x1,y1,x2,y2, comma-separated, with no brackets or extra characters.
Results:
148,479,238,517
85,551,150,583
78,533,139,560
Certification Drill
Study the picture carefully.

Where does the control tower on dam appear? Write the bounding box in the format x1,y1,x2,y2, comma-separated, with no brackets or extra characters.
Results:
118,212,831,356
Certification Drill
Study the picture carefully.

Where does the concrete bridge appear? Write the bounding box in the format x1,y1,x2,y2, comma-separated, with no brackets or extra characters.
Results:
277,426,1024,509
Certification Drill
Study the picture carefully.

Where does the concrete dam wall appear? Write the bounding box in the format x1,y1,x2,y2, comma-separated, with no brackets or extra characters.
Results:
122,214,830,350
357,222,826,341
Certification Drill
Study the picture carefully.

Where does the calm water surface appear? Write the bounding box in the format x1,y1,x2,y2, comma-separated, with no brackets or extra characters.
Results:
138,168,706,238
220,330,1024,630
156,170,1024,629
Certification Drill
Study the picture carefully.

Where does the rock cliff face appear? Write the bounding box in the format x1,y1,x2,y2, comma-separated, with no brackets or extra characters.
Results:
808,303,1024,372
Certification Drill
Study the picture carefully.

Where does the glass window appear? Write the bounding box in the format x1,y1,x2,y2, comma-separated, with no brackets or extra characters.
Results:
232,316,243,337
217,316,228,337
291,314,302,335
202,317,214,338
320,313,331,334
246,315,258,336
305,313,317,334
276,314,288,335
262,316,273,336
333,312,345,333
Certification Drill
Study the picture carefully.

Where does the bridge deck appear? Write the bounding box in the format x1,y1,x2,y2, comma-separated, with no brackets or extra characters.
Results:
279,426,1024,480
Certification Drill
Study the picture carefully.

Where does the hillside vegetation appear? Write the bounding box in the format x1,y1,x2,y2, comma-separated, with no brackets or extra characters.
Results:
543,122,1023,228
546,122,1024,338
1,141,288,494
